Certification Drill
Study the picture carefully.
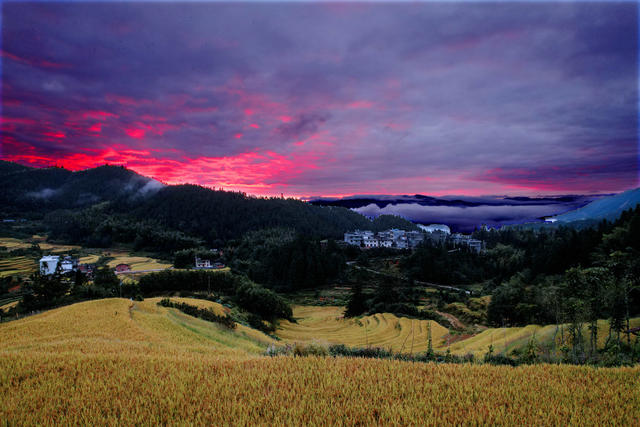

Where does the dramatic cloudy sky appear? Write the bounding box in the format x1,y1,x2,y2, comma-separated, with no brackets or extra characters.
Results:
1,2,637,197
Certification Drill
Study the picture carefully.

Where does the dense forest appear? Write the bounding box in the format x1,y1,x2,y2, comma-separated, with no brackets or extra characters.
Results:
0,161,416,250
399,206,640,335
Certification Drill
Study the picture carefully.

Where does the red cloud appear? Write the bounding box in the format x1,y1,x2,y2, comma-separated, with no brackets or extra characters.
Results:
42,131,66,139
106,94,151,107
125,128,145,139
0,49,70,70
82,110,119,120
3,140,321,196
347,100,374,109
88,123,102,133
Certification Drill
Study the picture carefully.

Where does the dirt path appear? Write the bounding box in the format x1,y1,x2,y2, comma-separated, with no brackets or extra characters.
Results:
436,311,465,330
349,264,471,294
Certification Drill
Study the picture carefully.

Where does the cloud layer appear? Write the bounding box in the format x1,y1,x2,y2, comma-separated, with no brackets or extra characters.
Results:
1,2,637,196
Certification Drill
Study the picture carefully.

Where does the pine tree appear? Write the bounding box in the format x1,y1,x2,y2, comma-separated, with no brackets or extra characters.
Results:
345,282,367,317
426,321,434,359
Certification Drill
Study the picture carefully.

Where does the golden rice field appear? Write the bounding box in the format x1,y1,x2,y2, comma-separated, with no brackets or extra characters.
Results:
0,237,80,252
448,318,640,357
277,305,459,353
1,236,172,275
278,306,640,358
0,256,37,278
106,253,173,271
1,299,639,425
78,254,100,264
0,300,19,314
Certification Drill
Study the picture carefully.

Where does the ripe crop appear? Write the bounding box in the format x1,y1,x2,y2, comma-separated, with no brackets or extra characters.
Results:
277,305,450,353
1,298,639,425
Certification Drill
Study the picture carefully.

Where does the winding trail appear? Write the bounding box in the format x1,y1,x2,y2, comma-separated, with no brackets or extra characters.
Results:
348,262,471,294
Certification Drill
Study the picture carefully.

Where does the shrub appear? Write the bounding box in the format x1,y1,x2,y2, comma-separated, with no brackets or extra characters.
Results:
158,298,235,329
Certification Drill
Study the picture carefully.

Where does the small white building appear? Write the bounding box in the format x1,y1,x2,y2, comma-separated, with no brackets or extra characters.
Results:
406,231,425,247
363,237,379,248
344,232,364,246
40,255,60,275
39,255,77,275
378,239,393,248
450,233,471,245
195,256,212,269
467,239,485,253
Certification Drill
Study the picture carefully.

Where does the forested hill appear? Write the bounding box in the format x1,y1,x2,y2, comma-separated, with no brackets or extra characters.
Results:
128,184,417,242
0,161,160,212
0,161,416,246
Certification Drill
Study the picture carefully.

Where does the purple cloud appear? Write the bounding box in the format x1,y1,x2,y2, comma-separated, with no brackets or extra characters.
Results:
1,2,637,197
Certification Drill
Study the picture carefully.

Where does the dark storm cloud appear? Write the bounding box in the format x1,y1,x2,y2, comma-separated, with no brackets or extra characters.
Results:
277,113,329,140
1,2,637,196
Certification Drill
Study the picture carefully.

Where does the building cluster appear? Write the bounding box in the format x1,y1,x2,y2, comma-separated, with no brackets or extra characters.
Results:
344,229,425,249
449,233,485,253
344,224,485,253
38,256,131,278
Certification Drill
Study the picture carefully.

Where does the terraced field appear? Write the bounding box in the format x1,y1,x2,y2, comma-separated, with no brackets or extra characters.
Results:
277,305,450,353
0,257,37,278
78,254,100,264
277,305,640,358
0,237,79,253
449,318,640,356
106,254,172,271
0,297,274,357
0,299,20,313
1,298,638,425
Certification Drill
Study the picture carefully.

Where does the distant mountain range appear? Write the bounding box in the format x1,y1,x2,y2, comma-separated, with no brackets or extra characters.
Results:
310,193,614,232
550,187,640,224
2,160,637,236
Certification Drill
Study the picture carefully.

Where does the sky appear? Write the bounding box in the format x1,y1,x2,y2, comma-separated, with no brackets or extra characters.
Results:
1,1,638,197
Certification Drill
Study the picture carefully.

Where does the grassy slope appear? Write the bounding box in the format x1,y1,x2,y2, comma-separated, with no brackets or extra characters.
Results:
1,299,639,424
0,297,274,357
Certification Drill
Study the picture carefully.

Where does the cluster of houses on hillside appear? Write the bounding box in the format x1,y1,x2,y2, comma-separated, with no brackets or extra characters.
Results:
344,225,485,253
344,229,425,249
38,255,132,277
38,254,225,276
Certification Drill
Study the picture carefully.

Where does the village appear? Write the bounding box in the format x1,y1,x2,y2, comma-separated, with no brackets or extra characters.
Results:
344,224,485,253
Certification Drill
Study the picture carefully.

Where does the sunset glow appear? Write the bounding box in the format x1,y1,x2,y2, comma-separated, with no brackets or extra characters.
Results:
1,2,637,197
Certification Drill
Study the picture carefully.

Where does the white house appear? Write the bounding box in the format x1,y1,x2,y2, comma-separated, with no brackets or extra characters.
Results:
406,231,425,247
39,255,60,275
344,232,364,246
39,255,77,275
195,256,212,269
378,239,393,248
467,239,485,253
363,237,379,248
